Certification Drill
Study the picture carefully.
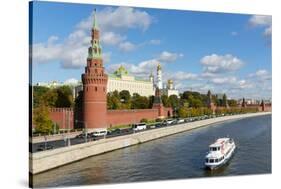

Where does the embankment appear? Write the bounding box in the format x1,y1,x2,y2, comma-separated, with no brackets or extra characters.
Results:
30,112,271,174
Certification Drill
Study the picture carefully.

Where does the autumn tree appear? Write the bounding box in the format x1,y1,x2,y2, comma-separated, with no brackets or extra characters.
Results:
33,104,54,134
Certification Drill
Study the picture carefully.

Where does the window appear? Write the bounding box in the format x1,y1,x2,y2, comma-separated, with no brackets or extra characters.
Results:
95,86,97,91
210,159,214,163
205,159,208,163
215,159,218,163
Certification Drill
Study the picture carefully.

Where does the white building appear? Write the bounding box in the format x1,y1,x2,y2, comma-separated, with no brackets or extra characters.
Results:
162,79,179,97
155,63,179,97
107,66,154,97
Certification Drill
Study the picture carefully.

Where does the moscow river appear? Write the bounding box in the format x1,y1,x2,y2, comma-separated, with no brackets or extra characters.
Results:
33,114,271,187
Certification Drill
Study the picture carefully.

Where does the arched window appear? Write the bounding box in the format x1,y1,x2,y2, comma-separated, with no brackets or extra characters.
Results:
95,86,97,91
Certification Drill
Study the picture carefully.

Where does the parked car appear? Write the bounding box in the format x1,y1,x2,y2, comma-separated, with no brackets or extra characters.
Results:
163,119,174,125
148,125,156,129
107,128,122,135
177,119,185,124
37,144,54,151
92,129,108,137
132,123,147,131
155,123,163,128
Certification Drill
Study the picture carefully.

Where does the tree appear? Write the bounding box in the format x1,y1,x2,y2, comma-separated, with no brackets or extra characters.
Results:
178,107,188,118
119,90,131,103
131,93,149,109
55,86,74,107
222,93,227,107
33,86,50,108
169,95,180,108
161,95,170,107
228,99,237,107
33,104,53,134
190,98,203,108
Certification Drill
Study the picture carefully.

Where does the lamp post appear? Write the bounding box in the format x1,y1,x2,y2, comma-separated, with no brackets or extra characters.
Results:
75,120,88,143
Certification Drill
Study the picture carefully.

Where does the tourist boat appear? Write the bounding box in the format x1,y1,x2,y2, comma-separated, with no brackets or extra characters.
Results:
205,138,236,170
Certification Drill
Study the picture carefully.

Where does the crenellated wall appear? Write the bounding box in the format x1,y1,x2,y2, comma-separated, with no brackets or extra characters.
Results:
48,107,173,130
49,108,74,130
107,107,172,127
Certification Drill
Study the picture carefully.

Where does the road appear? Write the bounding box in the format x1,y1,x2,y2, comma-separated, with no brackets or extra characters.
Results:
30,114,240,153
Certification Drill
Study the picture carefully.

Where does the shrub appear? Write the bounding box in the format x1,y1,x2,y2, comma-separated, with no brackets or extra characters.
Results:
140,118,148,123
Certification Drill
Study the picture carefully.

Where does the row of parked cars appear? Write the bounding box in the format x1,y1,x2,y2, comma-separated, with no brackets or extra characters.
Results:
36,114,227,152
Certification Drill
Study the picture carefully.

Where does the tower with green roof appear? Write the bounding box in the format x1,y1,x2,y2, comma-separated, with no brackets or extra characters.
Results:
82,9,108,129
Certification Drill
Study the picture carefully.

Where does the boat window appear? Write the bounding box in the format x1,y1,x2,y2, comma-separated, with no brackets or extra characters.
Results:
205,159,208,163
215,159,218,163
210,159,214,163
218,147,220,151
210,147,217,151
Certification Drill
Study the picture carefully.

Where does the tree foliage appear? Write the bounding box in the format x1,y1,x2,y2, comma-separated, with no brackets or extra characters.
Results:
33,86,74,108
33,104,54,134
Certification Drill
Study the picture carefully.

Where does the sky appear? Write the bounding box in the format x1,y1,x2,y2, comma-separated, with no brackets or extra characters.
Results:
30,1,272,100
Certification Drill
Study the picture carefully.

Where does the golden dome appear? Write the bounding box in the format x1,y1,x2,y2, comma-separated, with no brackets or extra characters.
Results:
157,63,162,71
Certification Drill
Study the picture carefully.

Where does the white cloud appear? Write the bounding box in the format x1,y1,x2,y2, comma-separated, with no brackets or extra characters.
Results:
249,69,271,81
200,54,243,74
170,71,198,81
249,15,272,38
264,26,272,37
77,7,152,32
32,7,153,69
64,78,79,85
157,51,184,62
249,15,271,27
148,39,161,45
100,32,126,46
107,50,184,78
118,41,136,52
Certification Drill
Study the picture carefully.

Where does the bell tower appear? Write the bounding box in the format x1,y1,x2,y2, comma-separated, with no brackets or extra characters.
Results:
82,9,108,129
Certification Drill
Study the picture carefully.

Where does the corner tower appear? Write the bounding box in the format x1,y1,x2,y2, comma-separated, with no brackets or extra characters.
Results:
82,9,108,129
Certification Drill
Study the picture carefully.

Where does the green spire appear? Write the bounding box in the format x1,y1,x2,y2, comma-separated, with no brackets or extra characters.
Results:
93,8,98,29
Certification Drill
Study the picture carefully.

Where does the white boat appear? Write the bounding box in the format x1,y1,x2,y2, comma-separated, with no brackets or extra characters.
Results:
205,137,236,170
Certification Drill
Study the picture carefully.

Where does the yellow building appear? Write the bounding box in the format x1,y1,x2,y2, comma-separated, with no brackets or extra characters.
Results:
107,66,154,97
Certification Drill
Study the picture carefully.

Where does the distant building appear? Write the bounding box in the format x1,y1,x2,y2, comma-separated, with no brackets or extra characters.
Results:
107,66,154,97
162,79,179,97
155,63,179,97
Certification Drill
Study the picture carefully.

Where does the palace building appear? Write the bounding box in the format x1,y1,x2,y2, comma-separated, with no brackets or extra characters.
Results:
107,66,154,97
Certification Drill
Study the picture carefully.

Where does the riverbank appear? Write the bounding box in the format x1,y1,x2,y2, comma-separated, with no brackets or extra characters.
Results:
30,112,271,174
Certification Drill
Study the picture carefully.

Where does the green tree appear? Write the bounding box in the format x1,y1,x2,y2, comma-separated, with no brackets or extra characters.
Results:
169,95,180,108
178,107,188,118
55,86,73,107
190,98,203,108
33,104,53,134
33,86,50,108
222,93,227,107
161,95,170,107
228,99,237,107
119,90,131,103
131,93,149,109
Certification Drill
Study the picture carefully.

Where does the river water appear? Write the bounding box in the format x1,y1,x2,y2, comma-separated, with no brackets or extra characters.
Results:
33,114,271,187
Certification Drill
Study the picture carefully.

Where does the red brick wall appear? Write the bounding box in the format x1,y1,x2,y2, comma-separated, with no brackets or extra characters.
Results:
107,107,173,127
49,108,74,130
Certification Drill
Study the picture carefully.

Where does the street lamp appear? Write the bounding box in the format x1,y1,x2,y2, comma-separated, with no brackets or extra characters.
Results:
75,120,88,143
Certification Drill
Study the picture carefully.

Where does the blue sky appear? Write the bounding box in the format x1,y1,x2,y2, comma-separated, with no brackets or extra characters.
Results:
31,1,272,99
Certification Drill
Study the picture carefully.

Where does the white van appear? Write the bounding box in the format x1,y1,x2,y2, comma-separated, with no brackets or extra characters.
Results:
92,128,108,137
132,123,147,131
